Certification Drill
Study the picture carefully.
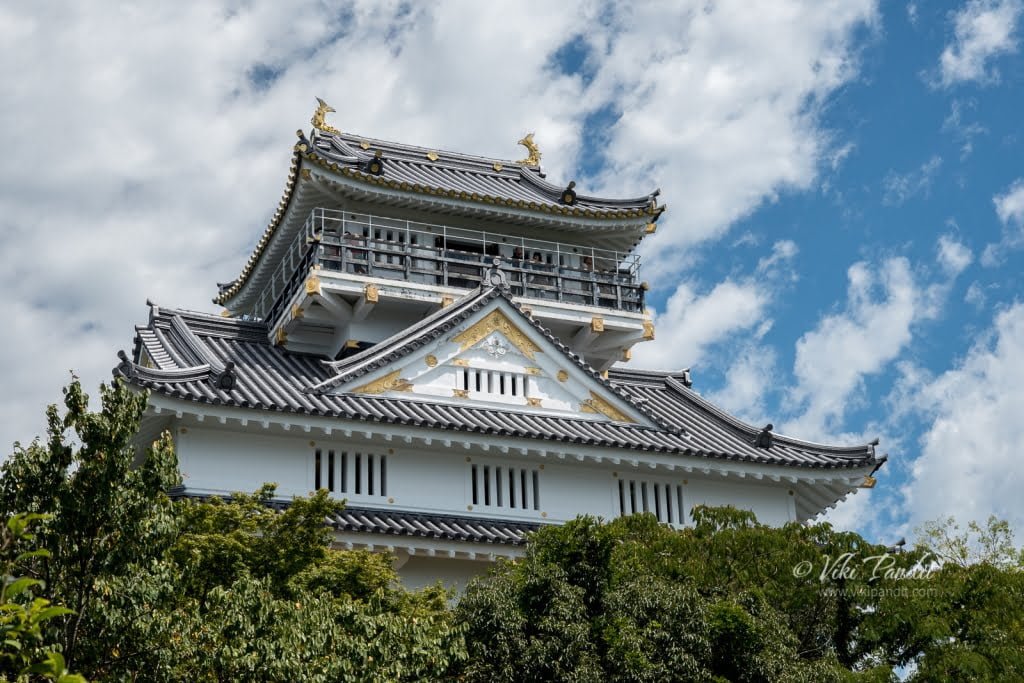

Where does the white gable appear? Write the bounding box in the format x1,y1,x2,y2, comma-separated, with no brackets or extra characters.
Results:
329,297,650,425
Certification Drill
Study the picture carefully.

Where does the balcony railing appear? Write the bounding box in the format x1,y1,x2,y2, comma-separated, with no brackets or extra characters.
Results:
253,209,644,324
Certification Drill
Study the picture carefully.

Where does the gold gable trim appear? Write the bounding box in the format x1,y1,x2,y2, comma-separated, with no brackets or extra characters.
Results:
351,370,413,395
451,309,541,359
580,391,634,423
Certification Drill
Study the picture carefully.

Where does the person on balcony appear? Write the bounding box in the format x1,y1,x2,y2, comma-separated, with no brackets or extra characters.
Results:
344,231,367,274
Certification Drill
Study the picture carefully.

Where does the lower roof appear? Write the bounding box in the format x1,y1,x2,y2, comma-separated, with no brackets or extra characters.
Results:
170,488,538,546
117,301,880,472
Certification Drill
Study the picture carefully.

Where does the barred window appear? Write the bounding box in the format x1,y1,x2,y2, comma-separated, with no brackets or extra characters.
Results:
469,463,540,511
617,477,685,526
314,449,387,497
455,368,529,398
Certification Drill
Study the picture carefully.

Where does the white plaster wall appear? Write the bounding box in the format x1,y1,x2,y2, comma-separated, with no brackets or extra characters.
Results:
177,426,795,526
398,557,492,593
176,427,312,497
684,478,794,525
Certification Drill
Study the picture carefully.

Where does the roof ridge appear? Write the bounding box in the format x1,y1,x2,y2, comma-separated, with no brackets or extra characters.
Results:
310,287,502,393
663,377,875,455
155,307,269,342
171,315,226,374
332,130,525,168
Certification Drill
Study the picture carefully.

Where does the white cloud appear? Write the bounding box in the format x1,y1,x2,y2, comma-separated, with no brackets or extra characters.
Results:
706,344,778,423
899,303,1024,532
882,155,943,206
585,1,878,271
631,279,770,371
965,281,988,308
994,178,1024,224
784,258,921,441
936,233,973,276
941,99,988,158
981,178,1024,265
937,0,1024,87
632,238,799,374
828,142,856,171
756,239,800,276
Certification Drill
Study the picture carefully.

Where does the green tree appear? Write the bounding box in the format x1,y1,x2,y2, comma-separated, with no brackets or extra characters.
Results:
0,513,85,683
861,516,1024,681
0,379,465,681
0,380,178,674
457,509,925,682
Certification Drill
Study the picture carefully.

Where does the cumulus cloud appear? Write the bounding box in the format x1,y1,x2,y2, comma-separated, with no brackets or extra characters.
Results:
981,178,1024,265
937,0,1024,87
936,233,974,276
899,304,1024,532
631,238,799,375
964,281,988,308
584,1,878,271
994,178,1024,223
631,279,770,371
706,343,778,423
784,258,922,441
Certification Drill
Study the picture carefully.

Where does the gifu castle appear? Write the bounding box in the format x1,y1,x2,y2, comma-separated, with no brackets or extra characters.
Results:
114,100,885,589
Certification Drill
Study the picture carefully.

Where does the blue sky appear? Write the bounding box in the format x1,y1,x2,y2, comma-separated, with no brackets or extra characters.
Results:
1,0,1022,545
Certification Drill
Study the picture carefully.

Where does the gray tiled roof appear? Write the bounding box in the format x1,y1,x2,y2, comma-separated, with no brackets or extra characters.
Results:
118,299,879,471
312,130,660,214
170,488,538,546
330,507,538,545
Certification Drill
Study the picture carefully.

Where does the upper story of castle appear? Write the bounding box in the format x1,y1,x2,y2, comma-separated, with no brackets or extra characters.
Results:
214,99,665,370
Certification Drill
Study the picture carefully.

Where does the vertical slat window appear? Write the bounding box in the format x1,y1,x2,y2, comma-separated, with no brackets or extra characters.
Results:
617,477,686,526
520,469,528,509
342,451,350,493
327,450,335,492
314,449,322,490
312,449,387,498
467,462,542,511
475,462,483,505
457,370,530,399
495,467,503,507
483,466,491,506
355,453,362,495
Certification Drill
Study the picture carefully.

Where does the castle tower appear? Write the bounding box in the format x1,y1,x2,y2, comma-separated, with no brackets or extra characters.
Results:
115,101,884,590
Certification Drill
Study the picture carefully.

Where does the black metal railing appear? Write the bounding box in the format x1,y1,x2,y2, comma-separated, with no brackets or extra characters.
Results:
254,209,645,323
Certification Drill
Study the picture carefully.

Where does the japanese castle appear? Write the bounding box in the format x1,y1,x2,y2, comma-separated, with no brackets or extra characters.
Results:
115,100,885,590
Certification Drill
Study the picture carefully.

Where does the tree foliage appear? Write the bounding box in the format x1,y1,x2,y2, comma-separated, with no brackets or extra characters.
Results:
457,508,1024,682
0,380,465,682
0,513,85,683
2,379,1021,681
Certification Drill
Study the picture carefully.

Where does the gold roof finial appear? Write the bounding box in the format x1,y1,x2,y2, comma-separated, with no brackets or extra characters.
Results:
312,97,341,136
517,132,542,167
